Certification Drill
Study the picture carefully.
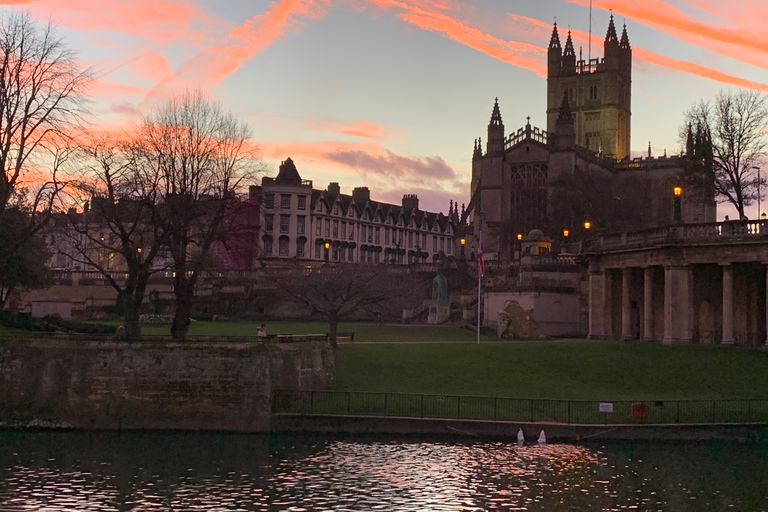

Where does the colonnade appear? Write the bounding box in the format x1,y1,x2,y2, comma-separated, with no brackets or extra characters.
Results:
588,263,768,345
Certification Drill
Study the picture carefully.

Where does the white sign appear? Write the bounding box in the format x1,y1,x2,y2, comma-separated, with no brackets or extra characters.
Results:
599,402,614,413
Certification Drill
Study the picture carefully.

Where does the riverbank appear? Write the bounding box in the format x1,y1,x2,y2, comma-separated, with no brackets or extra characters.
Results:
272,413,768,442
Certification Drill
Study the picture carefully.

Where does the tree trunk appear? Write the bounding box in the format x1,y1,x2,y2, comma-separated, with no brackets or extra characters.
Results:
123,301,141,339
328,317,338,348
171,279,193,340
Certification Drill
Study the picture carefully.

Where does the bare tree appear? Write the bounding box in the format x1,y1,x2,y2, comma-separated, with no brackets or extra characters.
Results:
681,89,768,219
276,265,393,347
137,90,261,339
66,133,165,336
0,208,50,309
0,11,91,242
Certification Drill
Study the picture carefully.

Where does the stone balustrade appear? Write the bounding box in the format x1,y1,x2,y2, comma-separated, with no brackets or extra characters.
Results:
586,220,768,251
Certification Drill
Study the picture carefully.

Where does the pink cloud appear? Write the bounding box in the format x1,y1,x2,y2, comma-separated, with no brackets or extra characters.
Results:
141,0,330,106
305,120,404,139
324,148,456,179
569,0,768,55
363,0,546,76
502,13,768,91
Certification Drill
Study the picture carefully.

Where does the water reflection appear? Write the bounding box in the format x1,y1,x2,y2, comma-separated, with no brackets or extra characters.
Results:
0,431,766,511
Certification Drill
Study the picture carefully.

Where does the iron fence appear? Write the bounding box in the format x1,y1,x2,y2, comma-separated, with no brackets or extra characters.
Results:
272,390,768,425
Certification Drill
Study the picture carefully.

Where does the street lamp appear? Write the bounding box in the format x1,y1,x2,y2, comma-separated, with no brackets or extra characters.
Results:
460,237,466,257
563,229,569,237
673,186,683,223
583,221,591,230
517,233,523,240
324,240,330,262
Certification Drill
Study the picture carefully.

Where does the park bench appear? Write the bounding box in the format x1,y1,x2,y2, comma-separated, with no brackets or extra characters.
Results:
327,331,355,343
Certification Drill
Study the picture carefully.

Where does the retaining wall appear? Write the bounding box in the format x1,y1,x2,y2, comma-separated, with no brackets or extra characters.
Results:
0,339,334,432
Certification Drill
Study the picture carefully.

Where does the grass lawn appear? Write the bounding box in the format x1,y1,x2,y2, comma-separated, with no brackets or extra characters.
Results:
128,321,496,342
334,341,768,401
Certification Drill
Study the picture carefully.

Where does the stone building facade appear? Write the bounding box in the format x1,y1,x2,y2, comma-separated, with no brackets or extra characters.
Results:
259,158,458,264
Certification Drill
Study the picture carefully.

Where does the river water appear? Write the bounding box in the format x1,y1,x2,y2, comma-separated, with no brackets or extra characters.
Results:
0,430,767,511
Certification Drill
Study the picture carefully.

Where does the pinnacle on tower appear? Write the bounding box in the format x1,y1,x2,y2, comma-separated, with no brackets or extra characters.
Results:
490,97,503,125
549,21,561,51
620,23,630,49
605,13,618,43
563,30,575,57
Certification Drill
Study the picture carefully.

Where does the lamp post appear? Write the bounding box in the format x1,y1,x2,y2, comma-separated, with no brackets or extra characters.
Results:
673,186,683,223
460,237,466,258
324,240,330,262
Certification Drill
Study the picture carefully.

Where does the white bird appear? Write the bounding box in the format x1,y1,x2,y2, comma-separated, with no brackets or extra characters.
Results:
517,428,525,446
537,430,547,445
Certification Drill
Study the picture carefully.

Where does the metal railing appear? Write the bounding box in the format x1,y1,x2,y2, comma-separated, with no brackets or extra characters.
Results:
272,390,768,425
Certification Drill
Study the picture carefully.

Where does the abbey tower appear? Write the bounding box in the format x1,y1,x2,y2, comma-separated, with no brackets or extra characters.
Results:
546,15,631,160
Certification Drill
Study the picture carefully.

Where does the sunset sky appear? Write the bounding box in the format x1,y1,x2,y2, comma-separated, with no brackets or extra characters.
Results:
13,0,768,218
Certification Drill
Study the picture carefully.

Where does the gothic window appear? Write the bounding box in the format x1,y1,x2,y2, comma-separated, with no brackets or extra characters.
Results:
585,112,601,152
510,163,548,236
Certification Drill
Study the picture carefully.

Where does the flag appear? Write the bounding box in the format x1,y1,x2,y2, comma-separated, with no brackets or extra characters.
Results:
477,237,485,277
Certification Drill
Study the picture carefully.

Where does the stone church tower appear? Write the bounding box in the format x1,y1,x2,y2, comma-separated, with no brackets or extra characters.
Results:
546,16,631,160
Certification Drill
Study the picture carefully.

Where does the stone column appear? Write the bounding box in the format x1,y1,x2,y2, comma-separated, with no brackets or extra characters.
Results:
663,265,692,344
721,264,734,345
588,271,605,340
643,267,654,341
621,268,632,340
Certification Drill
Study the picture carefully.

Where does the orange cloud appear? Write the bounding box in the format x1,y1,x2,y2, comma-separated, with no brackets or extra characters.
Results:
363,0,546,76
141,0,329,106
633,46,768,93
4,0,212,47
570,0,768,55
501,12,768,91
305,120,404,139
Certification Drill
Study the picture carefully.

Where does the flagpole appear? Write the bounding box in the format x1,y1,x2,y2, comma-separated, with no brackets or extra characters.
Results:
477,261,481,345
477,218,484,345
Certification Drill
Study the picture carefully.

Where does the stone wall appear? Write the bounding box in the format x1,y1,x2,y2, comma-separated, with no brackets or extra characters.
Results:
0,339,334,432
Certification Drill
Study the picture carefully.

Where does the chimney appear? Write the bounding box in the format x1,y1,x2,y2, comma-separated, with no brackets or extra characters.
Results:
402,194,419,211
328,182,340,195
352,187,370,203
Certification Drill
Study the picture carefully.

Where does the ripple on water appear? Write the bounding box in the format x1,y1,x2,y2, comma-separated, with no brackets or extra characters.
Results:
0,433,766,511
